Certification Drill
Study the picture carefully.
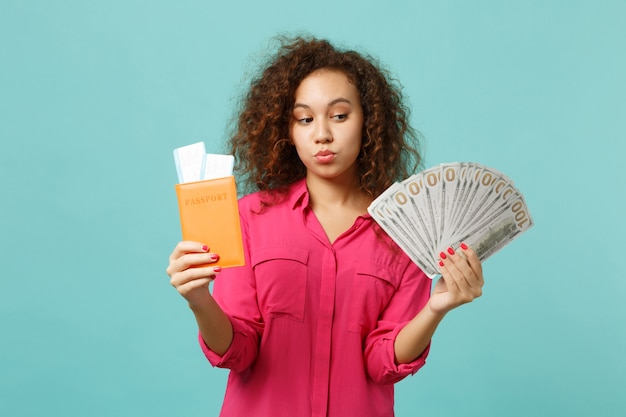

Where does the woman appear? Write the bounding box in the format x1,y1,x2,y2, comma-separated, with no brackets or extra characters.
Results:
167,36,484,417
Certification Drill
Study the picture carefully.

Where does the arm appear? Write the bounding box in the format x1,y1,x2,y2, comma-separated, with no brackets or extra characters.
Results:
166,241,233,355
394,243,484,364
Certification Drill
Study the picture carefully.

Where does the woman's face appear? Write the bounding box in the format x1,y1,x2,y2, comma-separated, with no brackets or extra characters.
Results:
290,69,364,184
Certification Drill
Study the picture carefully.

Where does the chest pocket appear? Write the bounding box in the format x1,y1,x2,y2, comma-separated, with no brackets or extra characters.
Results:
348,261,400,335
252,247,308,322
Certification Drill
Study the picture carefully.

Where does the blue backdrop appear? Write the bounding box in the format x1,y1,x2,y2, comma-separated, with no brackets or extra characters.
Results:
1,1,624,416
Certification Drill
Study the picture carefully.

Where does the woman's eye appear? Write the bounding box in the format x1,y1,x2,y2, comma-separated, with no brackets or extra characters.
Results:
298,117,313,124
332,114,347,121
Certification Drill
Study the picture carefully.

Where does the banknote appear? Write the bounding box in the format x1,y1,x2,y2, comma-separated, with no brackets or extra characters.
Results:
367,162,533,278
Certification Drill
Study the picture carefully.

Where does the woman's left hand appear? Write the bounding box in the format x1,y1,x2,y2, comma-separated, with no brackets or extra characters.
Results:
428,243,484,315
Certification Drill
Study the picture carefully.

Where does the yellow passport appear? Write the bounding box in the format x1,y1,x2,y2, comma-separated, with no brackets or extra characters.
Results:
175,176,245,268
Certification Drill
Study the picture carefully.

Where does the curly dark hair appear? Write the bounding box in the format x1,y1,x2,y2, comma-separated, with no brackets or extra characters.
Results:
228,35,422,199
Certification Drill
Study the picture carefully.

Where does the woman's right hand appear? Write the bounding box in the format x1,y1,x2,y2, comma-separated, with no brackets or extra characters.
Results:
166,241,222,308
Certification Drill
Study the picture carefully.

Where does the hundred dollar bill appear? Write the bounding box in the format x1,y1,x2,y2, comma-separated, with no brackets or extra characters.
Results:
368,162,534,278
448,194,533,261
446,162,473,236
446,166,507,245
389,187,435,271
399,174,436,249
421,165,444,249
369,198,438,275
440,163,462,243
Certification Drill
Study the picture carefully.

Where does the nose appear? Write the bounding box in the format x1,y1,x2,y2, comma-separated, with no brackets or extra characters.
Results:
314,120,333,144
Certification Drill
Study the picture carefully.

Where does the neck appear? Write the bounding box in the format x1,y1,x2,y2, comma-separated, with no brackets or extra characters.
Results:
305,174,371,213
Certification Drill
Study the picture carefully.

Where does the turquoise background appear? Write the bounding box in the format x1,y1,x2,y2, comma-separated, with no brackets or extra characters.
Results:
1,1,624,416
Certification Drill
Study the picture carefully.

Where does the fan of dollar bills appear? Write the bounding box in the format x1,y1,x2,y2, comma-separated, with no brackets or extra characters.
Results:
368,162,533,278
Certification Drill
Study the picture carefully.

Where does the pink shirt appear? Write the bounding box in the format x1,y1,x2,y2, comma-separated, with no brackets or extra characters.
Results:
200,179,431,417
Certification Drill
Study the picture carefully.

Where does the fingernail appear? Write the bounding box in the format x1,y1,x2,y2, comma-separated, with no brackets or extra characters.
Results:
213,266,222,273
439,261,444,267
447,247,455,255
202,245,209,252
439,251,447,260
460,242,468,250
210,254,220,261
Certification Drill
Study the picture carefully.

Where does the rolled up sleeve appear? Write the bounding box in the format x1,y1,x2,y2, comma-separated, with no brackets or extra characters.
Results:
199,317,262,372
198,214,264,373
363,264,432,384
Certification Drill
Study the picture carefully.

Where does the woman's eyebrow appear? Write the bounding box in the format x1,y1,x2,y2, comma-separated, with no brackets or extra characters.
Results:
293,97,352,109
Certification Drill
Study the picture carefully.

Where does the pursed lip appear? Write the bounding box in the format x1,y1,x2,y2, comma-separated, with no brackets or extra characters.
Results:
314,149,335,163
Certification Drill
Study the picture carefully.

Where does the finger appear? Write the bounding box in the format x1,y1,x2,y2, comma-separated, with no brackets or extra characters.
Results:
440,247,478,295
448,246,484,301
166,251,219,277
447,247,477,283
440,246,471,278
437,256,462,294
171,264,222,288
175,277,215,298
178,252,220,270
459,243,484,284
169,241,210,263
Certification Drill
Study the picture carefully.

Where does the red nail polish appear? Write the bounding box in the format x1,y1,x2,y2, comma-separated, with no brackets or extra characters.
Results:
460,243,468,250
447,247,455,255
439,261,444,267
210,254,220,261
202,245,209,252
439,251,447,260
214,266,222,273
